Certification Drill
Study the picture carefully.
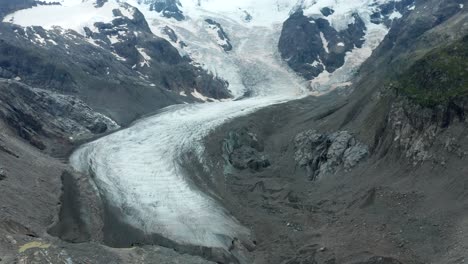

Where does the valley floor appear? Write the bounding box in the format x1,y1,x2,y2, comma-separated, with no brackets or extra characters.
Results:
1,91,467,264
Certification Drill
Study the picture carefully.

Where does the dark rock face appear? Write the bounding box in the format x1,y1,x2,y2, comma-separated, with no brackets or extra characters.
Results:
0,9,230,124
148,0,185,21
279,0,416,80
205,19,233,52
294,130,368,180
162,26,178,42
223,128,270,172
278,11,366,80
83,5,231,101
320,7,334,17
0,79,119,150
370,0,415,26
0,169,6,181
371,35,468,165
94,0,108,8
0,0,35,19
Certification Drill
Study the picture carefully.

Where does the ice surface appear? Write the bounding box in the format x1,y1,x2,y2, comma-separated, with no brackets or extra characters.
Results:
71,21,306,248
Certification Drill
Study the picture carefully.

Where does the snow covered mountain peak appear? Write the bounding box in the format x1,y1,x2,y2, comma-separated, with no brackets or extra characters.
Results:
3,0,137,35
176,0,297,25
300,0,406,31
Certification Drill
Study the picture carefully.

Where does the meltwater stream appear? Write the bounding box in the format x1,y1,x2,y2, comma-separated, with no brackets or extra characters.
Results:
70,23,307,249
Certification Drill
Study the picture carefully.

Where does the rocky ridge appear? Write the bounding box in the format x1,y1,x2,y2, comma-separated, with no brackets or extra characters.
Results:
0,79,119,153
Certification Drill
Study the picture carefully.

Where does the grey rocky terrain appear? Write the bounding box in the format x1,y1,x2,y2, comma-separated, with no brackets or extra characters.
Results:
0,0,467,263
198,1,468,263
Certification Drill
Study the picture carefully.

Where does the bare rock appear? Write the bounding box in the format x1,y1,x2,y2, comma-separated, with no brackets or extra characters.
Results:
223,127,270,172
0,168,6,181
294,130,368,180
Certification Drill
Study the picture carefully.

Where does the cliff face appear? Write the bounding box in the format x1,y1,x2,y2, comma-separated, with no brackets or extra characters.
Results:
0,20,230,126
0,0,35,18
278,0,416,82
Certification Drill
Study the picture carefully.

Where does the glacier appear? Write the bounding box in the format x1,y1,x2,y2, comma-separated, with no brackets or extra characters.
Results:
4,0,405,251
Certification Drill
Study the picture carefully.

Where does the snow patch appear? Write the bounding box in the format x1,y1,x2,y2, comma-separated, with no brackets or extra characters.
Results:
191,89,209,101
108,34,120,44
3,0,131,35
319,32,329,53
206,23,229,49
301,0,403,31
388,10,402,20
310,21,389,92
136,47,151,67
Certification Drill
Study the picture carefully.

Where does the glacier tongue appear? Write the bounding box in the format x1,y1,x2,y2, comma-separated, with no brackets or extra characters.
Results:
4,0,404,254
70,18,306,250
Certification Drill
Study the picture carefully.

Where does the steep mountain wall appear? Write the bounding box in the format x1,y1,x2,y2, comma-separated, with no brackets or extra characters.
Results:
0,0,35,18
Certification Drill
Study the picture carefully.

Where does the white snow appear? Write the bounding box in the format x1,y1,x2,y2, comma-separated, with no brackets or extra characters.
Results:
178,0,297,27
337,42,345,47
108,34,120,44
301,0,403,31
136,47,151,67
119,5,136,20
320,32,329,53
388,10,403,20
191,89,210,101
3,0,130,35
310,60,321,67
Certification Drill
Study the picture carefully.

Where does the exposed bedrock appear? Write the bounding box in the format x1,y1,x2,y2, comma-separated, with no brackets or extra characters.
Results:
0,79,119,154
223,127,270,172
294,130,368,180
278,10,367,80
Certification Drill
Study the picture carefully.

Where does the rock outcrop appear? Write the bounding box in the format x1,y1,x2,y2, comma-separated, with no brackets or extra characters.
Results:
223,128,270,172
148,0,185,21
205,19,233,52
0,79,119,150
294,130,368,180
279,11,366,80
0,0,35,19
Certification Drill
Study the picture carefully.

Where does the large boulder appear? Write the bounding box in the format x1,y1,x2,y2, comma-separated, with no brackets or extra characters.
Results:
294,130,368,180
223,127,270,172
